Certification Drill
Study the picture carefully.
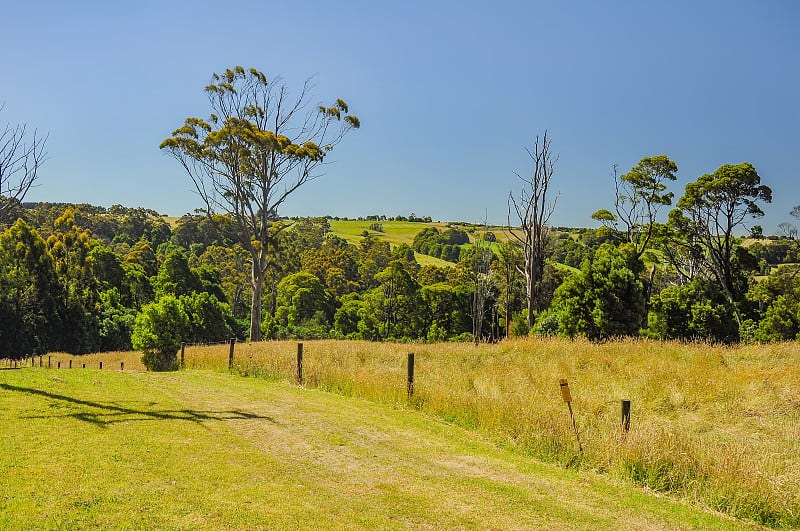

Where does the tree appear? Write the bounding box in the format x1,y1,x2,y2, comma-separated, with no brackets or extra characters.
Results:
508,131,558,328
274,271,332,329
551,244,645,340
495,241,523,338
467,224,494,344
153,249,202,298
674,163,771,323
0,107,47,216
365,260,424,340
648,278,739,343
180,291,235,344
0,219,62,357
591,155,678,326
160,66,360,341
193,244,251,317
591,156,678,260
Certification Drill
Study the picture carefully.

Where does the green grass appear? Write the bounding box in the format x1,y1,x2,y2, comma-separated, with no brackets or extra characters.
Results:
329,220,455,267
0,366,752,530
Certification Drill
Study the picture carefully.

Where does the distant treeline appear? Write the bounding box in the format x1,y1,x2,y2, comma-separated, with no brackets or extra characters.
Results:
1,199,799,360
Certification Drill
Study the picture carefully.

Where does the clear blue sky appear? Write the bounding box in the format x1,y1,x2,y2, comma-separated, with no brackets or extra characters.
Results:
2,1,798,232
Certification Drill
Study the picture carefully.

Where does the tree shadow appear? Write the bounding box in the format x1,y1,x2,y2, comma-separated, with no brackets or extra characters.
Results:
0,383,279,428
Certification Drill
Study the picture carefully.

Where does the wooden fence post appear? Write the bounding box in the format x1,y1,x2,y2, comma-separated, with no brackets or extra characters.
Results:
99,361,103,370
621,399,631,433
69,360,72,369
407,353,415,399
82,363,85,369
57,361,60,369
228,338,235,371
297,343,303,385
48,356,51,368
121,362,124,371
180,342,185,369
559,378,583,454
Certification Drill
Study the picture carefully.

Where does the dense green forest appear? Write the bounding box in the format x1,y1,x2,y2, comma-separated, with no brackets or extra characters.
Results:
1,188,799,360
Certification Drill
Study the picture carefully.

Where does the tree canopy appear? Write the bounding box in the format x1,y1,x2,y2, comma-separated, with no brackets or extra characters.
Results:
160,66,360,341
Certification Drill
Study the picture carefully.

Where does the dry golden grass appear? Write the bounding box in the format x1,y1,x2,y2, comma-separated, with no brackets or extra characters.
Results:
184,337,800,527
34,337,800,527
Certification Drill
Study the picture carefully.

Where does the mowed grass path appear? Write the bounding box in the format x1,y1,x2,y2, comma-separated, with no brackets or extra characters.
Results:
0,368,752,530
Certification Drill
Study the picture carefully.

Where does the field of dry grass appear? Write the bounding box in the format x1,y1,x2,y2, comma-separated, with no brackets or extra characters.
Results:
35,337,800,527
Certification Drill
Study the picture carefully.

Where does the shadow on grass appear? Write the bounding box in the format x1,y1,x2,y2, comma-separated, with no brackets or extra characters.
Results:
0,383,278,428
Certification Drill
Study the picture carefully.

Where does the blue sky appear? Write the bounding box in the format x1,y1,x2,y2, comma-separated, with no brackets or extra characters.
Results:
2,1,798,232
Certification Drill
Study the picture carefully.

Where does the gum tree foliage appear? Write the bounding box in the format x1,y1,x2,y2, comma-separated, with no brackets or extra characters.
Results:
673,163,771,323
179,291,235,344
274,271,333,328
592,156,678,326
160,66,360,341
153,249,202,298
591,155,678,260
508,131,558,328
0,106,47,216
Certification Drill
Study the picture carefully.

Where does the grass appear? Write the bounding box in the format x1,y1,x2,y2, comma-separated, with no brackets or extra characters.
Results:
327,219,526,266
328,220,454,267
177,337,799,528
0,366,750,530
17,337,800,527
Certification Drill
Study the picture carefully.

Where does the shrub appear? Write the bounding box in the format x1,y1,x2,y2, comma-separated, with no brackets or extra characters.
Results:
132,295,188,371
532,311,559,336
179,292,234,344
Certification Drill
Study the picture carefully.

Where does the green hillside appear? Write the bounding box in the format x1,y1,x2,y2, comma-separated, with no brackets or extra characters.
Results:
328,219,517,267
0,368,749,530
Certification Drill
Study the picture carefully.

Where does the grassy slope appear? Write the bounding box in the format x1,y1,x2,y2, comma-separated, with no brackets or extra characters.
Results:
329,220,455,267
328,220,523,267
0,367,750,530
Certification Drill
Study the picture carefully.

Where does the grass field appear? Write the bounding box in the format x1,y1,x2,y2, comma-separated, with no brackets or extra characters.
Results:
328,219,523,267
0,366,754,530
329,220,457,267
31,337,800,528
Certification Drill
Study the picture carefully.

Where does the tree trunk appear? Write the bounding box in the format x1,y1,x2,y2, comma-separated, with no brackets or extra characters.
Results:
641,265,657,329
249,260,264,342
505,303,510,338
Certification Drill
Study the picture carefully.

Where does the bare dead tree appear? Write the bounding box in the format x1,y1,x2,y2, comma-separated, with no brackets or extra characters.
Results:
0,106,48,215
508,130,558,328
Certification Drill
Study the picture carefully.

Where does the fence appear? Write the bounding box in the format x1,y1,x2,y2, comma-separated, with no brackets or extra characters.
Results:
1,355,125,371
1,341,633,434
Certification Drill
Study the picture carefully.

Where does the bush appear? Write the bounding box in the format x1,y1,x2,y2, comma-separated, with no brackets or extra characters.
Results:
132,295,188,371
532,311,559,336
261,311,278,340
179,292,234,344
510,311,530,337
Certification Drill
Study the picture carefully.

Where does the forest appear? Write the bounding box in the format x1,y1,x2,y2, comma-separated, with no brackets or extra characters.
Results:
0,180,798,362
